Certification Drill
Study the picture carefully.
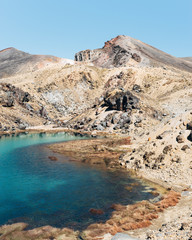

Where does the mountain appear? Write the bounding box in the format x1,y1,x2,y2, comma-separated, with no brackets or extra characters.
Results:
75,35,192,72
1,36,192,240
180,57,192,63
0,47,73,78
0,36,192,133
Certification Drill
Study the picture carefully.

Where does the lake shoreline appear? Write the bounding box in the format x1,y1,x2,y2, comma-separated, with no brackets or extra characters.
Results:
0,127,192,239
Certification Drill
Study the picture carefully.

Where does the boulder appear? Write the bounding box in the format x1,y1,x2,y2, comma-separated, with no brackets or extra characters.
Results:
132,84,142,93
89,208,104,215
163,145,172,154
104,90,139,112
187,131,192,141
181,145,190,151
48,156,58,161
0,83,31,107
187,121,192,130
3,92,14,107
176,134,185,143
39,106,48,118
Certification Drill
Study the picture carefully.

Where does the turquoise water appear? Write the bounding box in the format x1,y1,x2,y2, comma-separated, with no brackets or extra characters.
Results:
0,132,154,230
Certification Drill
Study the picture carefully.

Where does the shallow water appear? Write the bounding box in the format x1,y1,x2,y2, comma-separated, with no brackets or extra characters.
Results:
0,132,155,230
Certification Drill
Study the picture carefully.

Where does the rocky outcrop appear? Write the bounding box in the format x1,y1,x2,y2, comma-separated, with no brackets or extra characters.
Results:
75,35,192,72
0,83,30,107
75,36,142,68
104,90,139,111
0,47,70,79
81,191,181,240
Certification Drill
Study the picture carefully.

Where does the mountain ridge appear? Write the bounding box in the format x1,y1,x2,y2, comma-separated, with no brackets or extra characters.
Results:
0,47,73,79
75,35,192,72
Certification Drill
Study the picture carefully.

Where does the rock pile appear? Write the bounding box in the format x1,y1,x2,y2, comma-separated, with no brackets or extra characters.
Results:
0,83,30,107
104,90,139,111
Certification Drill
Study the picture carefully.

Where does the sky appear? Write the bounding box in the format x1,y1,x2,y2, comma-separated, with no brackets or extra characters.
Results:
0,0,192,59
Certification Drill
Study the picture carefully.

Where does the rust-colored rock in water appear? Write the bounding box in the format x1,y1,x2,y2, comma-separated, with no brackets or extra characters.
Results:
48,156,58,161
89,208,104,215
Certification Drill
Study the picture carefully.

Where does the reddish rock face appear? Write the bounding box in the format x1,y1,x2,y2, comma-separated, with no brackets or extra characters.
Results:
89,208,104,215
75,35,192,72
103,36,122,48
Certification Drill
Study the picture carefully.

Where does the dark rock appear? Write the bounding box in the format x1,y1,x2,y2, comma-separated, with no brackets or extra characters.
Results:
187,121,192,130
181,145,190,151
3,126,8,131
156,131,172,140
104,90,139,112
152,163,158,170
89,208,104,215
176,134,185,143
144,83,151,88
132,84,142,93
39,106,48,118
179,222,189,230
3,92,15,107
163,145,172,154
143,151,155,163
187,130,192,141
123,123,130,129
48,156,58,161
0,83,31,107
155,154,165,163
132,53,141,62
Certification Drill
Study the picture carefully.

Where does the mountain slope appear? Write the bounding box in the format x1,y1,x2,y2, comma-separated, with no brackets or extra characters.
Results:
0,47,73,79
180,57,192,63
0,36,192,133
75,35,192,72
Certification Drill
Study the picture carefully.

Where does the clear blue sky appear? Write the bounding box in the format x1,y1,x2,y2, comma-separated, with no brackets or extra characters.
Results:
1,0,191,59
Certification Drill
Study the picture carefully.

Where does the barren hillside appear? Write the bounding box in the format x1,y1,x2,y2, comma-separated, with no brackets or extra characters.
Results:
0,36,192,135
0,47,74,79
75,35,192,72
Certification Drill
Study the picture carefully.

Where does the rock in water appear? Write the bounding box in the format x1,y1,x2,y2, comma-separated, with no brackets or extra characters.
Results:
48,156,58,161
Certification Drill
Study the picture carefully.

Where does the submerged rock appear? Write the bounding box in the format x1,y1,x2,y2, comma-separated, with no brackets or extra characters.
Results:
89,208,104,215
48,156,58,161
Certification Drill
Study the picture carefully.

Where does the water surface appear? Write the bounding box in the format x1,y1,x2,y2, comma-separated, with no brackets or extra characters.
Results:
0,132,155,230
